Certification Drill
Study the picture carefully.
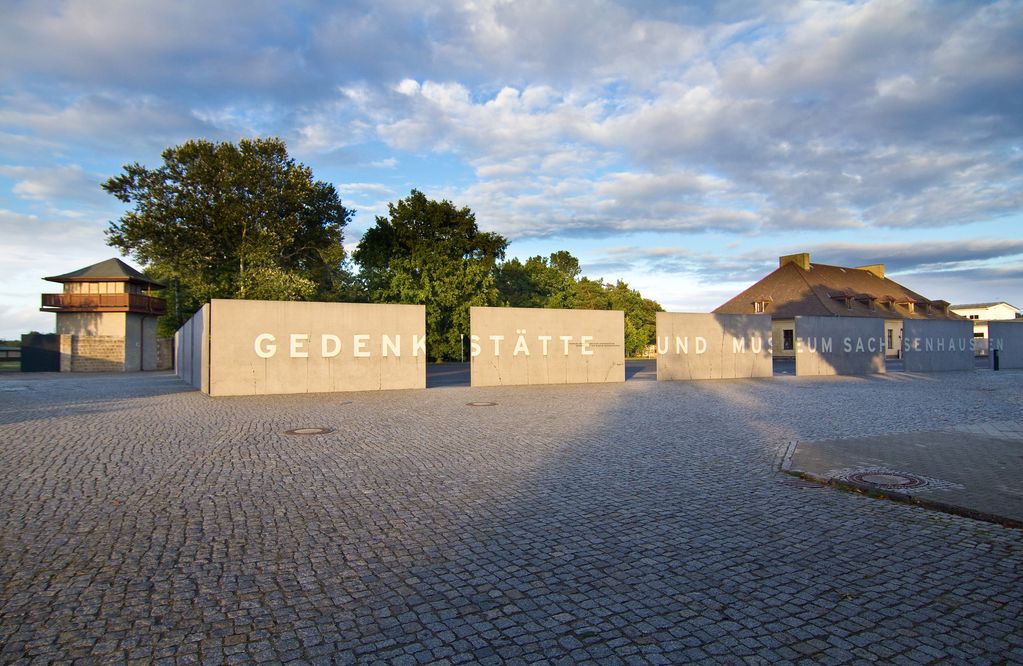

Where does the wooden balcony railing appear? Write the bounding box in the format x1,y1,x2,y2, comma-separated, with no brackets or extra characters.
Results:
41,293,167,315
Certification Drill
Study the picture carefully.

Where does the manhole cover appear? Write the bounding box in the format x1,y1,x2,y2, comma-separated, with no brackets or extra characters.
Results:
284,427,335,436
846,471,927,489
466,401,497,407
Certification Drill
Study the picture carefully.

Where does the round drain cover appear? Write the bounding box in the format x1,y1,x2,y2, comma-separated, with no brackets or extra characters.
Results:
847,471,926,489
466,401,497,407
284,427,335,436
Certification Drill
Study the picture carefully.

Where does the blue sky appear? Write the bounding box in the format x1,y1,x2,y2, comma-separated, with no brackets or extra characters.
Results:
2,0,1022,338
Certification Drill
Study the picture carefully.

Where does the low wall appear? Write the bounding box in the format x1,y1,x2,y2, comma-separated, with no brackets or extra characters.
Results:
902,320,974,372
176,300,427,396
793,317,885,376
988,321,1023,369
470,306,624,386
71,335,126,372
656,313,772,380
175,304,209,391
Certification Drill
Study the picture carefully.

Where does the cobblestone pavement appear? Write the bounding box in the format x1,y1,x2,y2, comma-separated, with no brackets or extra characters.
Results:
1,370,1021,664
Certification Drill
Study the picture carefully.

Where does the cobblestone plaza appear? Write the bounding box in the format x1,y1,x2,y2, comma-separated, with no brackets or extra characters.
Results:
1,370,1021,664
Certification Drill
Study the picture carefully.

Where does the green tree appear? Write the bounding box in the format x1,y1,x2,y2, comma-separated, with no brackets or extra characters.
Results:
496,250,580,309
353,190,507,361
104,137,353,333
606,280,663,356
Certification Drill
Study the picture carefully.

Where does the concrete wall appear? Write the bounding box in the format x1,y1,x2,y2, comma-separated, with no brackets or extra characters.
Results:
55,311,126,337
902,319,974,372
175,303,209,391
206,299,425,396
59,334,72,372
656,313,772,380
139,316,159,371
124,313,142,372
989,321,1023,369
156,338,174,370
794,316,886,376
470,306,624,386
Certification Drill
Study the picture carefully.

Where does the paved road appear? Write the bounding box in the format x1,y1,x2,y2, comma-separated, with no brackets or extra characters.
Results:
1,370,1021,664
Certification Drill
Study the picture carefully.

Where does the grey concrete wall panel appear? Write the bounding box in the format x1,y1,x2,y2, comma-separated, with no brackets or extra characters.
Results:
470,306,624,386
207,300,425,396
141,316,159,371
986,321,1023,370
794,316,885,376
902,319,974,372
174,304,209,391
655,313,772,380
124,313,142,372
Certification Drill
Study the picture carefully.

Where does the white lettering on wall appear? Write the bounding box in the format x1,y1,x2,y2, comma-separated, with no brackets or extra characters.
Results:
382,334,400,357
255,333,276,358
513,330,530,356
253,333,426,359
322,334,342,358
353,334,370,358
290,334,309,358
468,332,619,357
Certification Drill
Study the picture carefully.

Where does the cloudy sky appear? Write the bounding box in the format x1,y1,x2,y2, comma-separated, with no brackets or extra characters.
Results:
2,0,1022,338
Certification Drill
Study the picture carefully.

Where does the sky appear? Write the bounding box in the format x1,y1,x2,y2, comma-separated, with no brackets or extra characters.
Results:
2,0,1022,339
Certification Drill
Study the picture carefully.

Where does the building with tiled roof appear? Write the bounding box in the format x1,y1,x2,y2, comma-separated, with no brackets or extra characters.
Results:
714,253,962,358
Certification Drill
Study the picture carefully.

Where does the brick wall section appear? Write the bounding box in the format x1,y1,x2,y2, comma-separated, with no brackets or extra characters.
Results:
71,336,125,372
156,338,174,370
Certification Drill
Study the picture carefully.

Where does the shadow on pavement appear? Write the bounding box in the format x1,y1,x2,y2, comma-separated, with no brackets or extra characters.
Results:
427,360,657,387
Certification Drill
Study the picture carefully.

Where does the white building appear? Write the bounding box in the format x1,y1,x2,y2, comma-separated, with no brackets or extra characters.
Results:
950,302,1020,354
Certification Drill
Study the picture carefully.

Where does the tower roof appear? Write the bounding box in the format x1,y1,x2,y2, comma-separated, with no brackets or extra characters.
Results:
44,258,165,288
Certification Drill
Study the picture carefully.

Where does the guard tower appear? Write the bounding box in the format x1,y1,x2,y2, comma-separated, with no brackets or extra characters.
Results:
40,258,167,371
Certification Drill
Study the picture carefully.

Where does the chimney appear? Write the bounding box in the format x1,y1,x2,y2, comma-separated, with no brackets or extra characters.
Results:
856,264,885,279
779,252,810,271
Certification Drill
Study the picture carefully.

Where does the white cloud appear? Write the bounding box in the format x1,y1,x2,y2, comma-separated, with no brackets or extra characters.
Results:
0,209,116,338
0,0,1021,320
2,165,109,208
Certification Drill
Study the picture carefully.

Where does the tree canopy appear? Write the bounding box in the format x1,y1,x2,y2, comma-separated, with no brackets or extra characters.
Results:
104,138,663,358
495,255,662,357
495,251,580,309
104,137,352,332
353,190,508,361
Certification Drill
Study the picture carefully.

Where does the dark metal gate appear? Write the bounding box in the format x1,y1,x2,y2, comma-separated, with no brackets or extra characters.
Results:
20,333,60,372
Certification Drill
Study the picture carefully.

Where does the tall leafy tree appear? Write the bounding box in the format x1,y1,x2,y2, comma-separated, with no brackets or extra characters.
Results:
104,137,353,333
496,251,580,309
605,280,663,357
354,190,507,361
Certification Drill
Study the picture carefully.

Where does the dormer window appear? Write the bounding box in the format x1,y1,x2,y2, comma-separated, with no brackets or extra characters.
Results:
753,300,770,313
